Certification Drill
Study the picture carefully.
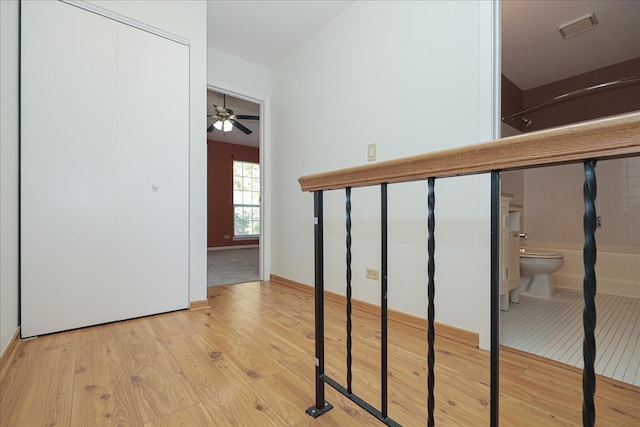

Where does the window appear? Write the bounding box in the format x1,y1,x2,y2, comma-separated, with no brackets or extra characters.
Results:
233,160,260,238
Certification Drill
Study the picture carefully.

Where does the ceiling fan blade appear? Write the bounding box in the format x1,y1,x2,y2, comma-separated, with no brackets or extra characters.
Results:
235,115,259,120
231,120,252,135
207,123,214,132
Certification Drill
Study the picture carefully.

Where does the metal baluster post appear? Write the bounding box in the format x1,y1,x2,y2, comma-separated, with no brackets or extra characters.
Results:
582,160,598,427
346,187,353,394
490,171,500,427
306,190,333,417
381,183,389,419
427,178,436,427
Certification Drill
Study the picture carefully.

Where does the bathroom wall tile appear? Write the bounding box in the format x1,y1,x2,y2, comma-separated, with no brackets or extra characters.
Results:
628,176,640,189
627,157,640,167
517,156,639,250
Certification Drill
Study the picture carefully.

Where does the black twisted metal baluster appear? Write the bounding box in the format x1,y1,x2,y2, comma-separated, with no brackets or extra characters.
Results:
381,183,389,418
346,187,353,394
427,177,436,427
582,160,598,427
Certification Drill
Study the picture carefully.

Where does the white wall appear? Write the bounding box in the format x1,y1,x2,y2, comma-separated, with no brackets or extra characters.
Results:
207,46,272,279
87,0,208,304
0,0,20,355
271,1,497,349
208,47,271,99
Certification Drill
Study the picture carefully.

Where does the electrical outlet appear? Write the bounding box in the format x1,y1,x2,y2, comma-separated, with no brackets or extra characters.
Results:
367,143,376,162
224,234,231,239
366,268,379,280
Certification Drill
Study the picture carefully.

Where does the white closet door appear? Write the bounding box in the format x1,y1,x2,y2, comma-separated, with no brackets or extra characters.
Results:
21,1,120,337
115,23,189,318
21,1,189,337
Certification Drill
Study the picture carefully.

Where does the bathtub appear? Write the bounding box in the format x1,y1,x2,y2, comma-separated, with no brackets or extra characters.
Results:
523,245,640,298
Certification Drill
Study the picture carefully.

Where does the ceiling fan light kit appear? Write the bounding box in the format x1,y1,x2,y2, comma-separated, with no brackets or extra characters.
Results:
214,119,233,132
207,93,259,135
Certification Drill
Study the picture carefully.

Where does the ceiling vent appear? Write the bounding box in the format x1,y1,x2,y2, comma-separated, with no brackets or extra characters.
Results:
558,13,598,39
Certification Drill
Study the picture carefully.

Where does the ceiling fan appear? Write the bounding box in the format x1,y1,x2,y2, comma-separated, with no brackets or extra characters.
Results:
207,94,259,135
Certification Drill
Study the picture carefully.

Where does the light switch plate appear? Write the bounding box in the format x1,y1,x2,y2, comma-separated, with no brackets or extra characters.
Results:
367,143,376,162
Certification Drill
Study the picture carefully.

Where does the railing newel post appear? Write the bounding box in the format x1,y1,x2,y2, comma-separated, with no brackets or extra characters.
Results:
306,190,334,418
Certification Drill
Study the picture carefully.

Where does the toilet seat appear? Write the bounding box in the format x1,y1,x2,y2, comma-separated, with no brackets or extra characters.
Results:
520,252,563,259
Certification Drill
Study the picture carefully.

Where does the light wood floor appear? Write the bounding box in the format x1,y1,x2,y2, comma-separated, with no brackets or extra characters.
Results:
1,281,638,426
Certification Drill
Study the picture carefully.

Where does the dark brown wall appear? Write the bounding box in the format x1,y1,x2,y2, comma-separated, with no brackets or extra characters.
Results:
501,74,525,132
207,140,259,248
521,57,640,132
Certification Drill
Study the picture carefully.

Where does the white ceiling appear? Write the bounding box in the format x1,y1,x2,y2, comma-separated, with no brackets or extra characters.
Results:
207,1,352,68
206,1,352,147
206,1,640,145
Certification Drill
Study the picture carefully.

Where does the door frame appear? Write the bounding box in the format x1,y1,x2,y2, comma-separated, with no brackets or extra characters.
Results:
206,83,270,282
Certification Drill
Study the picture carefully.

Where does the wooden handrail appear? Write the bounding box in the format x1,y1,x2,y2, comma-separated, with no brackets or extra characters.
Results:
298,111,640,192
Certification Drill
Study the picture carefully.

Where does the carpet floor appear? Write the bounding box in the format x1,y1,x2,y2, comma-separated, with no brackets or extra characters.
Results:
207,247,259,287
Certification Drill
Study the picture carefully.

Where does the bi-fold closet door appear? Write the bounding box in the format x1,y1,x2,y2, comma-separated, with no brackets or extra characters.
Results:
20,1,189,337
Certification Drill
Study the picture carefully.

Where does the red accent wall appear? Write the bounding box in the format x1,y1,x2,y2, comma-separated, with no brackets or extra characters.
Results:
207,139,259,248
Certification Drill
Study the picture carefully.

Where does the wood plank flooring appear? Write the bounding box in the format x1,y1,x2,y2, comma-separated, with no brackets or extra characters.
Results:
1,281,639,426
501,287,640,386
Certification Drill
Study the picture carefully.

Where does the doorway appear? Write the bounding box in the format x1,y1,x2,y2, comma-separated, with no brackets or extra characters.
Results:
500,1,640,386
206,88,263,286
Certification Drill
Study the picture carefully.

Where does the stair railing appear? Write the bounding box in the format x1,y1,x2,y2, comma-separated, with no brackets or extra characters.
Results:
298,112,640,427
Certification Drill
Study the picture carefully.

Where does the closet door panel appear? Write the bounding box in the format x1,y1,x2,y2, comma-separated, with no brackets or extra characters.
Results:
21,1,190,336
20,1,119,337
115,24,190,318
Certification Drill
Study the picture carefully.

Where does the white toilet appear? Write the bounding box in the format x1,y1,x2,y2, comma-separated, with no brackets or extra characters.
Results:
519,249,564,298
